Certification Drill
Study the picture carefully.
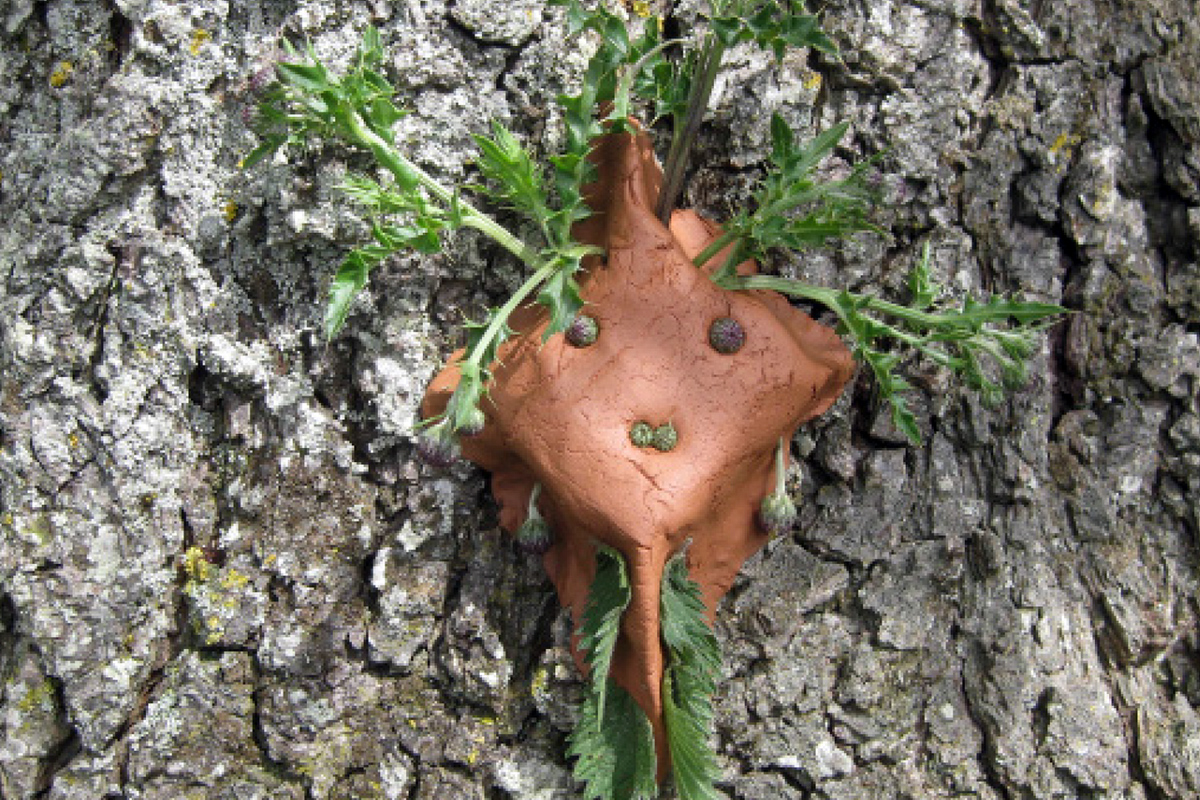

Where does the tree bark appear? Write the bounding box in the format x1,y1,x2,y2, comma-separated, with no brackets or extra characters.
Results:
0,1,1197,798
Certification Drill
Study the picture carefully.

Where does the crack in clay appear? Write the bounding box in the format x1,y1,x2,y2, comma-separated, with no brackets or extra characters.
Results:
422,128,854,774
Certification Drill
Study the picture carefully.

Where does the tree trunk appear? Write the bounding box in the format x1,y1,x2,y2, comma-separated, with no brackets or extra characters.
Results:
1,1,1197,798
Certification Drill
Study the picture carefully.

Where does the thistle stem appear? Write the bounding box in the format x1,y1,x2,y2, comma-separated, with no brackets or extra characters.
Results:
341,111,541,267
717,274,956,329
655,33,726,224
773,438,787,495
527,483,544,519
463,260,560,370
692,229,738,270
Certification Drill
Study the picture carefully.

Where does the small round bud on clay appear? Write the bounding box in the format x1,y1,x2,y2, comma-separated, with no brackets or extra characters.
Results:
709,316,746,354
457,406,486,437
757,492,797,537
415,421,458,468
652,423,678,452
565,314,600,347
629,421,654,448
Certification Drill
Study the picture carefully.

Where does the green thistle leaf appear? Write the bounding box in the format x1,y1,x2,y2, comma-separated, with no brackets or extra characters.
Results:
538,265,586,341
325,246,388,338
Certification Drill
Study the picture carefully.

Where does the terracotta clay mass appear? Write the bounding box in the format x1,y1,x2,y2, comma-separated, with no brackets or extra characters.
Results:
421,128,854,769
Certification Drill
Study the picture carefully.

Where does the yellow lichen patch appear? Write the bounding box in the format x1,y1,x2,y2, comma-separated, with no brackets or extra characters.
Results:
803,70,823,90
68,433,80,448
222,200,239,222
18,680,55,713
49,61,74,88
631,0,652,17
1048,132,1082,172
189,29,211,56
1049,132,1082,155
221,568,250,590
183,546,212,583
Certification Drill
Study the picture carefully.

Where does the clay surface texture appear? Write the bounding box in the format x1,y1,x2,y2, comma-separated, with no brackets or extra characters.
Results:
422,129,853,757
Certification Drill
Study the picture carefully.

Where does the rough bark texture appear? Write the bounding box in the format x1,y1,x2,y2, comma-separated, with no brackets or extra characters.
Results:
0,1,1197,799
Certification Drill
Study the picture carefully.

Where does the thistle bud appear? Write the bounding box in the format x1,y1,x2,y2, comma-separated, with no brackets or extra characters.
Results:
517,516,554,555
757,492,797,538
708,316,745,354
629,421,654,448
457,406,486,437
756,438,796,537
565,314,600,348
652,423,678,452
516,483,553,555
415,421,458,468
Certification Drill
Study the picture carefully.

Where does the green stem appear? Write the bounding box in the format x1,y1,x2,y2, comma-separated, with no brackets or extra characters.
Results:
692,229,738,269
655,34,726,224
718,274,952,329
464,260,560,370
342,111,541,267
527,483,544,519
773,438,786,495
711,239,746,283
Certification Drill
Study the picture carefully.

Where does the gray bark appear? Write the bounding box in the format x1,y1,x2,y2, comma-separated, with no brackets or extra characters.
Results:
1,0,1197,798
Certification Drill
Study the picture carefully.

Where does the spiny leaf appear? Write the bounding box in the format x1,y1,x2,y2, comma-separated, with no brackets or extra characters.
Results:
325,246,387,338
275,61,329,93
538,265,586,341
241,135,285,169
472,121,551,232
568,678,658,800
907,241,940,308
464,309,514,377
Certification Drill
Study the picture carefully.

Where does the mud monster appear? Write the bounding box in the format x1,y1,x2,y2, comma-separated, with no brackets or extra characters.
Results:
245,8,1065,796
422,125,852,777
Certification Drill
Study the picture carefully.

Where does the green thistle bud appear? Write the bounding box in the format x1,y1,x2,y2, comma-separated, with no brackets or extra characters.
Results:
629,421,654,448
565,314,599,348
757,438,797,537
652,423,678,452
708,316,746,354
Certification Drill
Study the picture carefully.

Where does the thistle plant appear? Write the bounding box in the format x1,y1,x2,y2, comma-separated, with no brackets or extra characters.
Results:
244,3,1066,797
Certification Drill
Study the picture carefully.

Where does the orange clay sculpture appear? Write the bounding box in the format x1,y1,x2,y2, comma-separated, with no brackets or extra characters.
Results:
421,127,853,772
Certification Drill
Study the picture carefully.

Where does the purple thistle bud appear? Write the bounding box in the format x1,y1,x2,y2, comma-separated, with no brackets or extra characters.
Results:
516,516,553,555
565,314,599,347
415,421,458,468
516,483,553,555
248,61,278,95
757,492,797,538
708,317,745,354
